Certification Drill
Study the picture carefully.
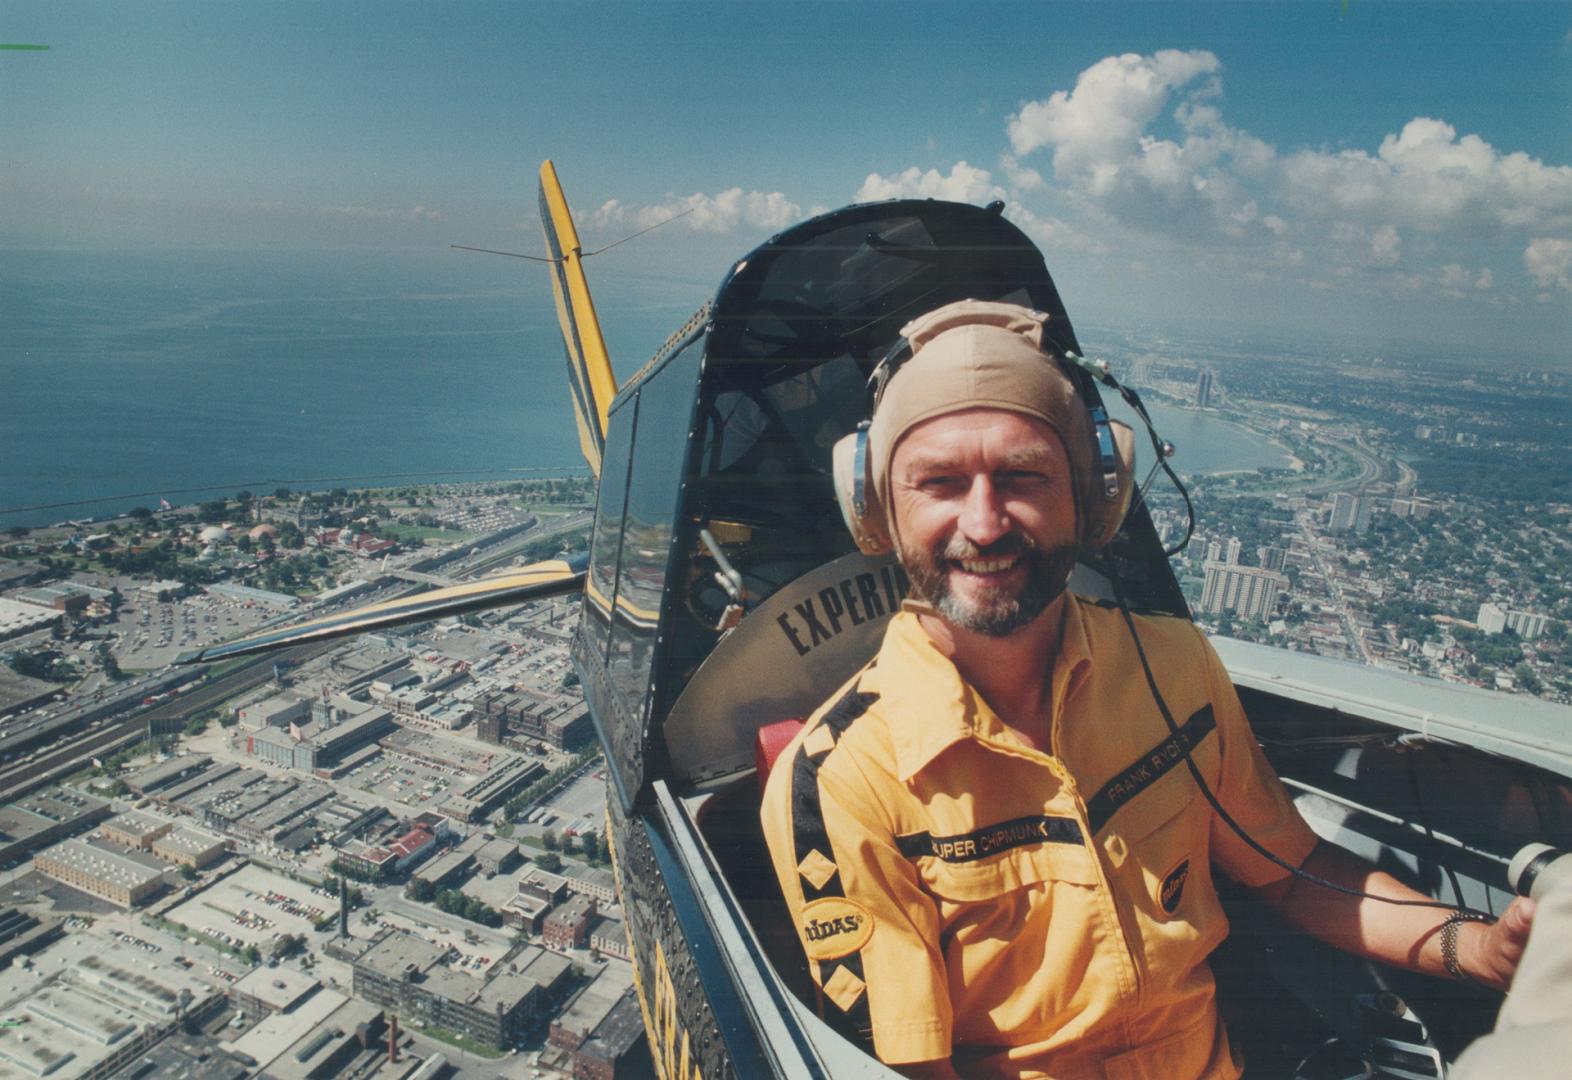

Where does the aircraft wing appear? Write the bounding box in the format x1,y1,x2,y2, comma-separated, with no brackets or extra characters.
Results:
176,552,587,664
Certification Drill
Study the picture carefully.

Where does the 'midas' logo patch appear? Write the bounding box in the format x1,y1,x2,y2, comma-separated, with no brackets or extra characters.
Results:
799,897,875,961
1160,859,1190,914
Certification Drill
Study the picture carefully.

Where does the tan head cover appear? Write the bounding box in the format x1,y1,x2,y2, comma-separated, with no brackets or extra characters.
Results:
865,299,1128,552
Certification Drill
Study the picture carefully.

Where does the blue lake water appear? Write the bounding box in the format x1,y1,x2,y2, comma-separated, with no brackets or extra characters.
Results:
1,248,1286,526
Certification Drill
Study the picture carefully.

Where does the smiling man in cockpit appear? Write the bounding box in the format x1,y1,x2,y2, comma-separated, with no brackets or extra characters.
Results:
760,299,1533,1079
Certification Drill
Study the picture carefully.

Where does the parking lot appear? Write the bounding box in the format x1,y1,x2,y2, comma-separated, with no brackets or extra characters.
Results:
544,768,608,836
166,864,335,953
339,749,459,813
112,589,274,670
376,907,500,973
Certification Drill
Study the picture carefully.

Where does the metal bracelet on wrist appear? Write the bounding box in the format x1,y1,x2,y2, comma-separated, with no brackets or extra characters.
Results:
1441,910,1494,985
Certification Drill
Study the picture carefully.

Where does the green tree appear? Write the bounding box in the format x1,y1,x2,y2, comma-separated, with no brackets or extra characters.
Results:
1514,664,1543,694
535,852,563,874
542,828,558,851
271,934,303,960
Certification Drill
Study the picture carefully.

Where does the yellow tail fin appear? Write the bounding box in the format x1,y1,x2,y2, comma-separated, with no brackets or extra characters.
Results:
538,160,618,477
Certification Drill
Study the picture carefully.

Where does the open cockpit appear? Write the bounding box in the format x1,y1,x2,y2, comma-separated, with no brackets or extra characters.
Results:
574,198,1572,1078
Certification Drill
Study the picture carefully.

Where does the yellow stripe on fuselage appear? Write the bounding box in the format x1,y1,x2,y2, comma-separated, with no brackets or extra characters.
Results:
539,159,617,478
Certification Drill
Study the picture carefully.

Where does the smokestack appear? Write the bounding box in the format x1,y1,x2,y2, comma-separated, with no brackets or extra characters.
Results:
389,1015,398,1064
338,877,349,938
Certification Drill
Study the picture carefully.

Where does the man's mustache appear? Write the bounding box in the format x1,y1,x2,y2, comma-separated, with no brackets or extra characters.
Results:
940,533,1037,561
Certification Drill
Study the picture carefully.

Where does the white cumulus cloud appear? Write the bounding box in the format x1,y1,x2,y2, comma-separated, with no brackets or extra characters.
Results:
999,153,1046,194
855,161,1005,204
1280,118,1572,233
1004,50,1269,237
1007,49,1221,182
590,188,801,234
1524,237,1572,291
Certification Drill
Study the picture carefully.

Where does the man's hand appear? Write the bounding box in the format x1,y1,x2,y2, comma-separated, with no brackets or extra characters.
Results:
1462,896,1536,991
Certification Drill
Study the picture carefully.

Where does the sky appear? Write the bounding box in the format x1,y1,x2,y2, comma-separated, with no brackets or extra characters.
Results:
4,1,1571,358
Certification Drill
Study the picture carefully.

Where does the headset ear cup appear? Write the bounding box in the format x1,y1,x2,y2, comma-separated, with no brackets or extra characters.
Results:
1083,419,1137,551
832,430,892,555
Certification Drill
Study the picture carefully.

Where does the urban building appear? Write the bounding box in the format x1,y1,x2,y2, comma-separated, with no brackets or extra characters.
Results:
100,810,173,850
1196,369,1214,407
336,841,397,882
543,895,597,952
519,867,570,905
476,689,594,750
244,704,394,772
563,865,618,906
1477,603,1551,639
0,935,224,1079
206,581,300,609
502,891,553,933
444,756,546,822
414,849,475,889
388,825,436,873
0,665,60,719
0,907,62,969
1224,537,1242,565
13,582,110,613
1200,562,1291,622
230,965,324,1020
476,710,505,744
475,838,521,876
151,826,228,868
34,838,168,907
547,975,646,1080
196,775,336,844
350,929,572,1051
237,692,311,731
1257,545,1287,572
588,913,629,961
1328,492,1373,534
0,596,64,642
125,754,213,795
0,787,112,866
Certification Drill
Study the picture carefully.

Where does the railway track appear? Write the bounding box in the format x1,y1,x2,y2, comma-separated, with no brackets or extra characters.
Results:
0,641,331,803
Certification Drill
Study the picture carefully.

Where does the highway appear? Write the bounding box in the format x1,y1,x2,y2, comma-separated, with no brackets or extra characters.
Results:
1303,433,1384,496
0,641,331,803
452,512,591,578
0,513,587,804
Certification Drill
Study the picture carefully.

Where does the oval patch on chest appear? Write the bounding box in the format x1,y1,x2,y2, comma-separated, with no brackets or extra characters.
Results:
1160,858,1190,914
799,897,875,961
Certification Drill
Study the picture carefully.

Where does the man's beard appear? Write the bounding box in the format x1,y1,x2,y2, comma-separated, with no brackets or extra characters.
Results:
903,531,1078,638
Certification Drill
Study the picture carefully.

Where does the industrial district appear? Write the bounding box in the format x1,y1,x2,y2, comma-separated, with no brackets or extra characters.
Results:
0,481,652,1079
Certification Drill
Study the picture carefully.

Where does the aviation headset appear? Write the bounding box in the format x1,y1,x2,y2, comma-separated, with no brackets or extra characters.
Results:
831,299,1137,558
830,297,1479,919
